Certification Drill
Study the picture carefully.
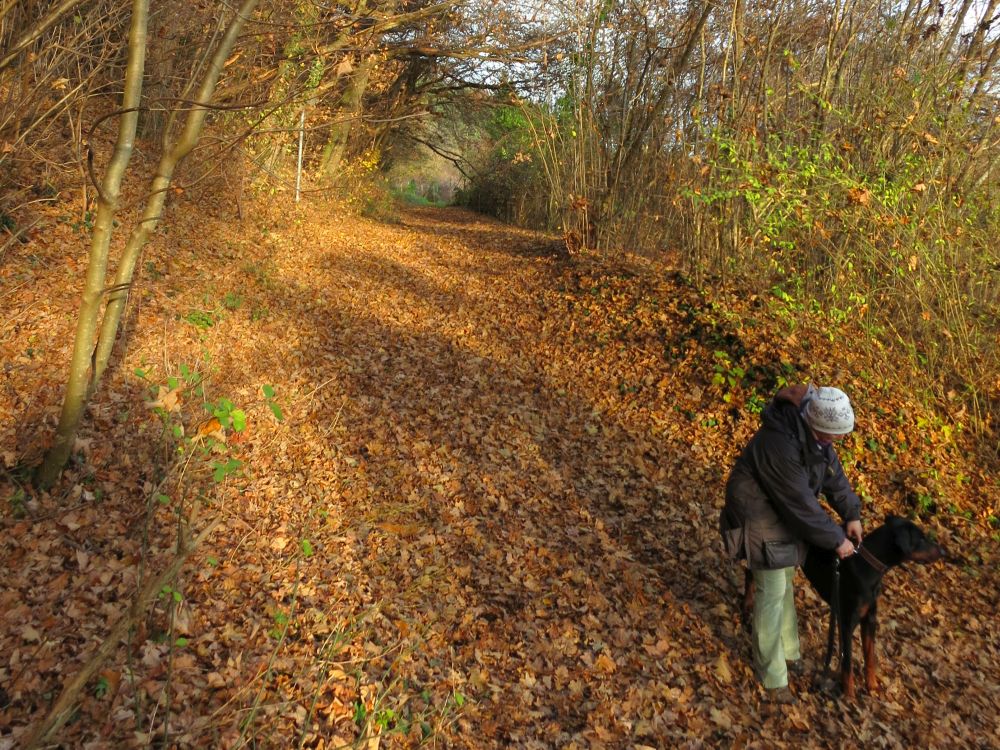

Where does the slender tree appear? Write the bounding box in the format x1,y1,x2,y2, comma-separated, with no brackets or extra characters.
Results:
35,0,150,489
89,0,262,386
37,0,262,487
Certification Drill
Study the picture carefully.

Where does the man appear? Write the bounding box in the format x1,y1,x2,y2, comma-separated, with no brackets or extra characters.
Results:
720,384,863,703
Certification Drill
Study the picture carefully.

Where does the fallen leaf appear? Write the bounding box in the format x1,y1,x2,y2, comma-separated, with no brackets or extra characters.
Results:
710,706,733,729
715,653,733,684
21,624,41,643
336,57,354,76
207,672,227,688
193,417,225,443
594,653,616,673
146,385,183,412
787,706,812,730
377,522,421,536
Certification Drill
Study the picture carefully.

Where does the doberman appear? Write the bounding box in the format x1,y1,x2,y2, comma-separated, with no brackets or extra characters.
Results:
741,514,943,699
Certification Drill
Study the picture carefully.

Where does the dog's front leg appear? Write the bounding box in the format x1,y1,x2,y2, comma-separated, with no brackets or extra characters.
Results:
840,615,858,700
861,603,879,694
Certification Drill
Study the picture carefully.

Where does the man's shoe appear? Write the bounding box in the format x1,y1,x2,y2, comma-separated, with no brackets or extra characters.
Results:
766,686,797,705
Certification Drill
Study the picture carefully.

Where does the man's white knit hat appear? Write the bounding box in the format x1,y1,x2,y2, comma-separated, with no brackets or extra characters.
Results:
805,386,855,435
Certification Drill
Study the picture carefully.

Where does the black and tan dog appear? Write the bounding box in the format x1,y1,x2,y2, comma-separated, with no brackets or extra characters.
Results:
742,514,943,699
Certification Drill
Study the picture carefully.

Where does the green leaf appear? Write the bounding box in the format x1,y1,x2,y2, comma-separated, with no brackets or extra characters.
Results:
230,409,247,432
300,539,314,557
212,458,243,483
175,637,189,647
172,590,182,602
268,402,284,422
156,493,171,505
134,368,147,379
375,708,395,729
262,384,276,399
453,691,466,707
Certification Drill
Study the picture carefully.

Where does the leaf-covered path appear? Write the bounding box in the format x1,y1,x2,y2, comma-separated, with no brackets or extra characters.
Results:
2,198,998,748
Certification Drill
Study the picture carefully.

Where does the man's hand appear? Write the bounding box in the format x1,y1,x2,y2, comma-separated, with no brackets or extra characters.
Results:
835,537,856,560
846,520,863,545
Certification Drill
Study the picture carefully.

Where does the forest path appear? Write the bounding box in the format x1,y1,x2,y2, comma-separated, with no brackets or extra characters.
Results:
223,202,748,746
1,200,996,748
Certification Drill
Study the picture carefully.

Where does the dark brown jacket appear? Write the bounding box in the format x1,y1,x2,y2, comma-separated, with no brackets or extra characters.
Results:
720,385,861,569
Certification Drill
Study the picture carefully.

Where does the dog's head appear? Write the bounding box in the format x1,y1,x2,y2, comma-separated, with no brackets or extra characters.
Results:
885,514,944,563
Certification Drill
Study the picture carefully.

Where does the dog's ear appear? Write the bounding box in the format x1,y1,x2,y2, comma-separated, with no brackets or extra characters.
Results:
892,518,929,555
892,523,916,555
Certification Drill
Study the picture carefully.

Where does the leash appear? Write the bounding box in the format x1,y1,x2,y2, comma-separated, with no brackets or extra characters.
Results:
823,557,840,672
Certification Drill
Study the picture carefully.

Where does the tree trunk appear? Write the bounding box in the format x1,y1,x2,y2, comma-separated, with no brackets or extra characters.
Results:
318,55,375,178
613,0,715,181
35,0,149,489
90,0,261,390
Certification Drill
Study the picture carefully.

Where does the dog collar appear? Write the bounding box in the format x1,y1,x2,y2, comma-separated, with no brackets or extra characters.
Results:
856,544,889,575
